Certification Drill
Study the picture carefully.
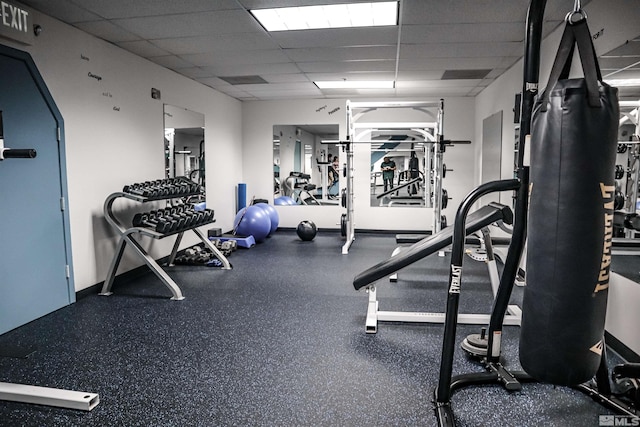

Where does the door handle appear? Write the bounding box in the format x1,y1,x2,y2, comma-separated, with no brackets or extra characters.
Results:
0,111,37,160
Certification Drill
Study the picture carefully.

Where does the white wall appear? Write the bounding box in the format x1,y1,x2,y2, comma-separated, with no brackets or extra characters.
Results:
242,97,476,232
1,11,242,291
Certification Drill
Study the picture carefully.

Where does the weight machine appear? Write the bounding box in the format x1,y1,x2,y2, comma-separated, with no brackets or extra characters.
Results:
339,100,447,254
614,100,640,238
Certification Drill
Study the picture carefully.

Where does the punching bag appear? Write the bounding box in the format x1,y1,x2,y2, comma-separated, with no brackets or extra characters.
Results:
520,18,619,386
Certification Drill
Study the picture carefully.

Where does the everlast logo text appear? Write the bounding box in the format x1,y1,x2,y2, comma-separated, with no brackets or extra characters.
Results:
596,183,615,293
449,265,462,294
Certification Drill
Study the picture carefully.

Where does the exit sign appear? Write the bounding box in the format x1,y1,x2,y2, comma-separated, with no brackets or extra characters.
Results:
0,1,34,45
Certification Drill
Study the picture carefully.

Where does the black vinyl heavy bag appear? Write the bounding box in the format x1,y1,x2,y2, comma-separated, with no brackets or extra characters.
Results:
520,19,619,386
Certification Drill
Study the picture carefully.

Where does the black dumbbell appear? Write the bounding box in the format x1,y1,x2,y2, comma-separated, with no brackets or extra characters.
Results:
157,209,188,230
132,212,175,234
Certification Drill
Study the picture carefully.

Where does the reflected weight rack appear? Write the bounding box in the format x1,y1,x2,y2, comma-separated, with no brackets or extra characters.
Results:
100,177,231,300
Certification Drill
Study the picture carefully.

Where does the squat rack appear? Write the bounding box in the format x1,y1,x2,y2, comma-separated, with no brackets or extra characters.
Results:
618,100,640,215
341,100,445,254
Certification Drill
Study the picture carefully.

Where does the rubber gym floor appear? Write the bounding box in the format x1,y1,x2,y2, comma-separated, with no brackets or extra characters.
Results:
0,230,625,426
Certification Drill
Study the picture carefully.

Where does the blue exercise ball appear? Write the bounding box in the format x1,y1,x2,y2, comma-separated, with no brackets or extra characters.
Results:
296,220,317,241
255,203,279,235
234,205,271,242
274,196,290,206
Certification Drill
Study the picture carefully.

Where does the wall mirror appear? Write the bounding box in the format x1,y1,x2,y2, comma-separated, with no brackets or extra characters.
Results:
164,104,205,186
368,130,435,208
581,36,640,274
273,124,340,206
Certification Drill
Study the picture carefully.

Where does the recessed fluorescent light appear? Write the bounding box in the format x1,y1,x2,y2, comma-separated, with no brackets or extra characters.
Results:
250,2,398,32
605,78,640,87
315,80,395,89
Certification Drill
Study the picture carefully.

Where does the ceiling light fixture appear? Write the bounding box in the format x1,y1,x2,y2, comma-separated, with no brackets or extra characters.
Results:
605,78,640,87
314,80,395,89
250,2,398,32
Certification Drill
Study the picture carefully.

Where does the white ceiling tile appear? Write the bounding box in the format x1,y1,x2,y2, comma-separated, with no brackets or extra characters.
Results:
195,77,233,88
285,46,397,62
264,74,310,83
239,0,366,9
392,70,445,80
177,67,217,79
399,57,516,71
208,62,302,76
22,0,102,23
270,27,399,48
74,20,141,42
116,40,170,58
402,0,529,25
234,82,318,91
245,88,323,96
394,86,474,96
305,72,397,81
149,55,195,69
152,33,280,55
17,0,617,101
402,23,525,44
299,60,396,73
181,50,292,68
400,42,522,59
69,0,241,19
111,10,264,39
395,79,482,88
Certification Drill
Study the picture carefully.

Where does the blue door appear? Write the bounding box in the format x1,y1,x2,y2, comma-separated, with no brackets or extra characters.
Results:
0,46,74,335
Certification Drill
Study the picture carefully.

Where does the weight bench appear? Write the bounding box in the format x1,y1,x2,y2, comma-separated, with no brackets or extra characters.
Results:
353,202,522,333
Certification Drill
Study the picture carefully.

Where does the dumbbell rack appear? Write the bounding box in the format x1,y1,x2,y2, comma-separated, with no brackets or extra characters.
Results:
100,179,231,300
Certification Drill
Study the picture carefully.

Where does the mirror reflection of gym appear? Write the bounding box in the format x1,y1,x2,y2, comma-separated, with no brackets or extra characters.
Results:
273,124,340,206
370,138,431,207
163,105,205,188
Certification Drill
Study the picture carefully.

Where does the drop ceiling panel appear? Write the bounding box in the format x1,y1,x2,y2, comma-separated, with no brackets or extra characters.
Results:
17,0,624,102
149,55,195,70
298,60,396,73
263,74,311,83
22,0,102,23
394,86,475,96
176,67,217,79
238,0,378,8
402,23,525,44
241,90,325,100
207,63,302,76
599,57,640,70
74,21,141,43
229,82,317,92
195,77,234,88
69,0,241,19
116,40,170,58
601,38,640,57
270,27,399,48
285,46,398,62
400,42,522,59
305,72,398,81
151,33,280,55
181,50,292,68
111,10,264,39
402,0,529,25
399,57,516,71
396,79,483,88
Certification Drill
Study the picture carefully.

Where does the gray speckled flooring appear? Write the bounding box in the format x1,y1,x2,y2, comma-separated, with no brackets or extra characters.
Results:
0,230,621,426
